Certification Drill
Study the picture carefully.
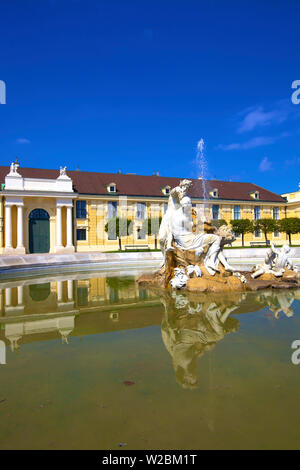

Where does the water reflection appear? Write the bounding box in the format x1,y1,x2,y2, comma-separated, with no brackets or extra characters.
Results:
160,288,300,389
0,272,299,368
160,291,240,389
0,274,159,352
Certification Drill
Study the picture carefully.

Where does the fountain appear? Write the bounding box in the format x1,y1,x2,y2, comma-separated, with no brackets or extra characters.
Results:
196,138,208,221
138,178,300,293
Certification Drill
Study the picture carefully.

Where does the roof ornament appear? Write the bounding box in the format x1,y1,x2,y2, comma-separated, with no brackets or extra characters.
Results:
8,160,20,176
59,166,67,176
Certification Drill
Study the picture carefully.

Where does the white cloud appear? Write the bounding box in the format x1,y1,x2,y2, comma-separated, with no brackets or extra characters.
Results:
217,135,277,151
237,105,288,133
217,131,290,152
16,138,31,144
259,157,272,172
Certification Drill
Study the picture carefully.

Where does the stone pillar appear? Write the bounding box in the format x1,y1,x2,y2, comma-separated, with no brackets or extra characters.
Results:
5,205,12,249
55,200,75,253
56,205,62,249
0,289,3,316
16,204,25,253
5,288,12,307
57,281,63,302
66,206,73,248
17,285,24,306
67,280,73,301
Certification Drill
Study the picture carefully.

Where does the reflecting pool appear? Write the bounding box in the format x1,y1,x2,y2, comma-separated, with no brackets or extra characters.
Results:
1,269,300,449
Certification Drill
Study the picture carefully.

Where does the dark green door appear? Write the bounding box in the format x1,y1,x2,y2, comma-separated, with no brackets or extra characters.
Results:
29,209,50,253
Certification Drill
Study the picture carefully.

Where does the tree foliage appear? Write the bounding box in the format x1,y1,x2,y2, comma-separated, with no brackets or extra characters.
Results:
278,217,300,244
254,218,278,243
211,219,227,229
230,219,254,246
104,217,133,250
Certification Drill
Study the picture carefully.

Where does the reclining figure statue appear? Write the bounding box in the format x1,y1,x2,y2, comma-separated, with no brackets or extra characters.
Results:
251,243,298,279
158,180,235,276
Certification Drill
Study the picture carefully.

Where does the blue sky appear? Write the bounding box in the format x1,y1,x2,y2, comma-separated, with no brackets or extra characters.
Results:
0,0,300,194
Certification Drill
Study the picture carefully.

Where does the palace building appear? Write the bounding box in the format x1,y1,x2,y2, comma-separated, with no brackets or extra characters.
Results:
0,162,294,255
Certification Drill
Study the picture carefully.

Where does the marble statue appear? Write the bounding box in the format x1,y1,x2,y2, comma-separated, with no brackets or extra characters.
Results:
170,268,189,289
8,161,19,175
164,187,235,275
159,179,193,258
251,243,298,279
59,166,67,176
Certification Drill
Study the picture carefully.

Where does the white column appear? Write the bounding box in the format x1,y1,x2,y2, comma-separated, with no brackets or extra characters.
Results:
17,205,24,249
5,288,12,307
67,280,73,301
5,205,12,248
17,285,24,305
66,206,73,247
56,205,62,248
57,281,63,302
0,289,3,316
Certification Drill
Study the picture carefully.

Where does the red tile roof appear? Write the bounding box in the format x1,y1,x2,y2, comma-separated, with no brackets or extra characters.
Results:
0,166,285,203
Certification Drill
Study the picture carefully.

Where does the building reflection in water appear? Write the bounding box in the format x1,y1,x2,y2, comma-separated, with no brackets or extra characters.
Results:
0,273,159,352
0,273,299,383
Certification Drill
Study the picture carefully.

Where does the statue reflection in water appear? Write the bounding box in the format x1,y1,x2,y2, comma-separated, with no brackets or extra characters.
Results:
160,291,241,389
160,288,299,389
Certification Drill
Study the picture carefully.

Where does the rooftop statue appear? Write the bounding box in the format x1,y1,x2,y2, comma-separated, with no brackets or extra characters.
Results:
59,166,67,176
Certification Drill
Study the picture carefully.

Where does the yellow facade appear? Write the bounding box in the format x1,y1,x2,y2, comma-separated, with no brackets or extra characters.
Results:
75,195,290,251
1,164,299,254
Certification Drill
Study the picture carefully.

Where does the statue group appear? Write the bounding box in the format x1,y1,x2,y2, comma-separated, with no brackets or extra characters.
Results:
138,179,300,292
158,179,235,277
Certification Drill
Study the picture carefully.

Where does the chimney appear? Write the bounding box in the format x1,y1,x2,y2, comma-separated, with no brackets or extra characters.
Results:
156,171,159,176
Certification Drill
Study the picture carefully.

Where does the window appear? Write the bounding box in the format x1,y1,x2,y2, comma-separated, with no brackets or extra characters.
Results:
137,202,146,219
273,230,280,238
107,182,116,193
254,206,261,220
76,229,86,241
212,205,219,220
234,205,241,220
210,188,218,198
77,287,89,306
254,229,261,238
139,287,148,300
165,187,170,195
250,191,259,200
108,201,117,218
273,207,279,220
234,231,241,238
76,200,87,219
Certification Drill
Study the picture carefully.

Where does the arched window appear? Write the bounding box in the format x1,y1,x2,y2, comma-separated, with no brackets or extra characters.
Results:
29,209,50,220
